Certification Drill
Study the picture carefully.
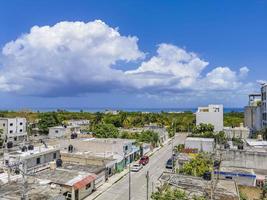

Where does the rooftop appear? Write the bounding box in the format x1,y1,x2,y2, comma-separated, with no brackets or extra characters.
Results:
245,139,267,147
185,137,215,142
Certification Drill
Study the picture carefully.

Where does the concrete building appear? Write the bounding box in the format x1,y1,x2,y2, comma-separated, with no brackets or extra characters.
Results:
244,93,262,132
184,137,215,153
196,104,224,132
223,123,250,139
4,145,60,173
261,84,267,128
67,119,90,128
53,138,140,172
36,168,97,200
0,118,28,144
49,125,81,139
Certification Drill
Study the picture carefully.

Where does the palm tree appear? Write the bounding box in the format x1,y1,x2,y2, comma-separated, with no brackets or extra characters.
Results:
0,129,3,148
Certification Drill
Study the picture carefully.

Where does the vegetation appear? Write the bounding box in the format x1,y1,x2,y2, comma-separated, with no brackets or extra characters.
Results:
38,112,63,134
151,184,206,200
93,123,119,138
224,112,244,127
180,154,212,177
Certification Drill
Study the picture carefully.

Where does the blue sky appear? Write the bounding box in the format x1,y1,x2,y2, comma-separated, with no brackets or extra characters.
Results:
0,0,266,109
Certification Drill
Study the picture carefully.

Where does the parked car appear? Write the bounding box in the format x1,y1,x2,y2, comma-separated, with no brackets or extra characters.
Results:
131,163,143,172
165,158,174,169
139,156,149,165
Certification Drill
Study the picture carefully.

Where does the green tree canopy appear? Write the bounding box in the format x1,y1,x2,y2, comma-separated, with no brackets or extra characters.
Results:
93,123,119,138
38,112,62,134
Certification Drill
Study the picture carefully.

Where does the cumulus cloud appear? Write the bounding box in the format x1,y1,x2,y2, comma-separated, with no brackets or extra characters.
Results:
0,20,254,100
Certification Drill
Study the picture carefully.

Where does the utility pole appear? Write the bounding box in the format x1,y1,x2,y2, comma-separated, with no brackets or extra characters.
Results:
146,171,149,200
129,162,131,200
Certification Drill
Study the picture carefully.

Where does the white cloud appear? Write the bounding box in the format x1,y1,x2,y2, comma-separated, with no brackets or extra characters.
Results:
0,20,255,102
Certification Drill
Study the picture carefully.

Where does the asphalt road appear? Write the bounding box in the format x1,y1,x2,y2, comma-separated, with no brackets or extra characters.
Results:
95,133,187,200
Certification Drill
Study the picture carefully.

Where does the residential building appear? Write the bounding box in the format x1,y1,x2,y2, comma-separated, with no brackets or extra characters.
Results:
53,138,140,172
262,84,267,128
67,119,90,128
4,145,60,173
0,117,28,144
244,93,262,132
223,123,250,139
184,137,215,153
196,104,224,132
48,125,81,139
36,168,97,200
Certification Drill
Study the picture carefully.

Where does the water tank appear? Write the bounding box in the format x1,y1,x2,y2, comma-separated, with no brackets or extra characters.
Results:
56,159,63,167
238,144,244,150
68,145,74,153
7,141,13,149
21,146,27,152
28,144,34,150
203,172,211,180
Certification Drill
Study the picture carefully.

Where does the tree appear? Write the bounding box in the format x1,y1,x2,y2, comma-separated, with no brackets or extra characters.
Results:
181,154,212,177
214,131,227,145
93,123,119,138
138,130,159,147
38,112,62,134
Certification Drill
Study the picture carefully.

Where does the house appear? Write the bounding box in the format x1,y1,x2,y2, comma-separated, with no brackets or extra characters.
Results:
36,168,97,200
67,120,90,129
223,123,250,139
5,145,60,173
196,104,224,132
55,138,140,172
0,117,28,145
244,93,262,132
185,137,215,153
49,125,81,139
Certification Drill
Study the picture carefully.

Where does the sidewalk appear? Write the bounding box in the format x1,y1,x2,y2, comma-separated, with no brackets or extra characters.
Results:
85,138,173,200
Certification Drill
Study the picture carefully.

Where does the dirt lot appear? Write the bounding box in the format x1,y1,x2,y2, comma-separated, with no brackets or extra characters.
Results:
239,185,262,200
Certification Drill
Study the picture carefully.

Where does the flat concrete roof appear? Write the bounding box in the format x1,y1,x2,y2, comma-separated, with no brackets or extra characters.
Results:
186,137,214,142
246,139,267,146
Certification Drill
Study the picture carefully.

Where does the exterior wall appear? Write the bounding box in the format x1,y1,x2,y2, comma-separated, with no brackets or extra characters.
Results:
185,138,215,152
244,106,262,131
215,171,256,186
220,149,267,170
262,85,267,128
196,105,223,132
77,182,95,200
48,126,81,139
0,118,27,143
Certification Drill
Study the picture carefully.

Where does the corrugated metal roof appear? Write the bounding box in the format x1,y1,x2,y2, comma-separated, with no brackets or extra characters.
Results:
73,174,97,190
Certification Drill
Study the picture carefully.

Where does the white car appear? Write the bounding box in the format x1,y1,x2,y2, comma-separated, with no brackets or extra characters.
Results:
131,163,143,172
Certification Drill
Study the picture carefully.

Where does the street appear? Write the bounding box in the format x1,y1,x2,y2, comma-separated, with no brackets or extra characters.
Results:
94,133,187,200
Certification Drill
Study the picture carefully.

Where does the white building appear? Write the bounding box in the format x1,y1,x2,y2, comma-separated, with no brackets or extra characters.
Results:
0,117,28,144
67,119,90,127
244,93,262,132
196,105,224,132
48,125,81,139
223,123,250,139
261,84,267,128
185,137,215,153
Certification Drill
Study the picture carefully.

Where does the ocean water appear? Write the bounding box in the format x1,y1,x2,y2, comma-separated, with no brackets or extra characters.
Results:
0,107,244,113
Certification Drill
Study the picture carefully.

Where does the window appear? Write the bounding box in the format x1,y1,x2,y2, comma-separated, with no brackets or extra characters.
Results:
10,123,13,126
53,153,57,159
55,130,59,133
86,183,91,190
36,157,41,165
20,129,23,132
3,123,5,127
14,137,17,141
20,122,23,125
9,130,13,134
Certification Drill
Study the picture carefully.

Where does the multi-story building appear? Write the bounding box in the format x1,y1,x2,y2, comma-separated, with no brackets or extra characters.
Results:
261,84,267,128
0,117,28,144
196,104,224,132
244,93,262,132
